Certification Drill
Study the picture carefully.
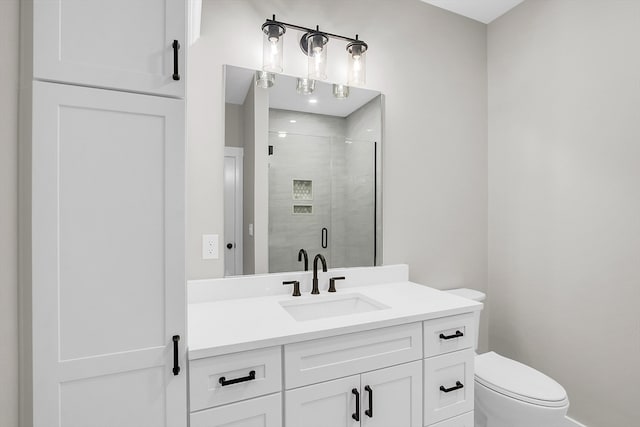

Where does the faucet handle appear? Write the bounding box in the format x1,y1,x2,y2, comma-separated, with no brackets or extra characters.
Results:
328,276,345,293
283,280,301,297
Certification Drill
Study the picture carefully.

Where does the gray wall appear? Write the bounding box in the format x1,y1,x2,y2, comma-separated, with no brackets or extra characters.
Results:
0,1,20,426
187,1,489,325
488,1,640,426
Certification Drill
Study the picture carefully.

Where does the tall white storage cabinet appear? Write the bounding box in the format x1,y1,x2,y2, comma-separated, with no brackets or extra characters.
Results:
20,1,187,426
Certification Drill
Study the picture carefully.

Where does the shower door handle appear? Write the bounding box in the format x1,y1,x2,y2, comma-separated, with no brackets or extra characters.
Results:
321,228,328,249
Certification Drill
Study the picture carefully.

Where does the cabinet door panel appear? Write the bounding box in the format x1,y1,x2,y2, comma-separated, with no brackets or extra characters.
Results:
32,81,186,427
34,0,185,97
361,361,422,427
424,350,474,425
190,394,282,427
286,375,361,427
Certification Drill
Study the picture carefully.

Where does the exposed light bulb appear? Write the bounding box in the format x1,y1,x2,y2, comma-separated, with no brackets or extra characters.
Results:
262,22,284,72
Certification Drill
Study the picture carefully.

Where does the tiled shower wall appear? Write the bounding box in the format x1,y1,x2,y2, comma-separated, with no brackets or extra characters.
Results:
268,108,377,272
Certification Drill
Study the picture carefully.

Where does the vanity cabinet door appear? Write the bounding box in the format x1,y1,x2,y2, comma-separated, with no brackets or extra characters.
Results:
190,393,282,427
360,361,422,427
286,375,361,427
31,81,186,427
33,0,185,97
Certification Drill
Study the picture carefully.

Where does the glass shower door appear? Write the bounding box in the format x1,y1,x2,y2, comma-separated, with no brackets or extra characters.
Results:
268,132,333,273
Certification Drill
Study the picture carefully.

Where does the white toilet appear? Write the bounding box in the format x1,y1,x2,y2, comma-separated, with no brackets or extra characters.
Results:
446,288,569,427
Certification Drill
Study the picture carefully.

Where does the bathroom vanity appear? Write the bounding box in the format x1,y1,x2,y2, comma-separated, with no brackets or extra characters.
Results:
187,265,481,427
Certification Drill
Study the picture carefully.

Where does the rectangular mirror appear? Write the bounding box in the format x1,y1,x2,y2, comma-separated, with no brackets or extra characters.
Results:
224,65,382,276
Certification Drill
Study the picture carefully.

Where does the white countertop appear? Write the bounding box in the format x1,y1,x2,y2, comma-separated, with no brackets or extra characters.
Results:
188,281,482,359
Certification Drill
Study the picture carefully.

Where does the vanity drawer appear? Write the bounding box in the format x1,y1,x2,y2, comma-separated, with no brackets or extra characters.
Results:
189,346,282,411
427,411,474,427
423,349,474,426
423,313,475,357
190,393,282,427
284,322,422,389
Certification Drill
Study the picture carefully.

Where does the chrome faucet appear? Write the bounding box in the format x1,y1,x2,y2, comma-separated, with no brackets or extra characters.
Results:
311,254,327,295
298,249,309,271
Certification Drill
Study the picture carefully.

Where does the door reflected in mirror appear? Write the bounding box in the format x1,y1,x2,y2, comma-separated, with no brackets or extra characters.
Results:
224,65,382,276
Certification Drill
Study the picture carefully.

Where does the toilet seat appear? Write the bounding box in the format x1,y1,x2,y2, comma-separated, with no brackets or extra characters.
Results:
475,352,569,408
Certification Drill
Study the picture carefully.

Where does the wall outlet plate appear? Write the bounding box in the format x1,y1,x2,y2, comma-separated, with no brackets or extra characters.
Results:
202,234,219,259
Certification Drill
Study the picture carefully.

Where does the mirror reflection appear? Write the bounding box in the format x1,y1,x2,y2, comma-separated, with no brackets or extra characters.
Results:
224,65,382,276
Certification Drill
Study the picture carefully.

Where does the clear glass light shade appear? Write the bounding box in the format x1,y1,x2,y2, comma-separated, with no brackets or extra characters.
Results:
307,32,328,80
332,84,349,99
296,78,315,95
255,71,276,88
262,23,285,72
347,41,367,86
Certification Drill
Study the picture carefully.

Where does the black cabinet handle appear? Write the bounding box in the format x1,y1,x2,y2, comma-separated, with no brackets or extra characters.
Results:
219,370,256,386
439,330,464,340
352,388,360,421
440,381,464,393
321,228,328,249
172,335,180,376
364,385,373,418
172,40,181,81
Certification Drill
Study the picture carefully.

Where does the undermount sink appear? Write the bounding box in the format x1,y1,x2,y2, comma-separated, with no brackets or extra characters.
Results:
279,293,389,321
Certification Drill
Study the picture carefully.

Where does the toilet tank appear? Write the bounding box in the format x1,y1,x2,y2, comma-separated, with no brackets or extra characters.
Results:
444,288,485,351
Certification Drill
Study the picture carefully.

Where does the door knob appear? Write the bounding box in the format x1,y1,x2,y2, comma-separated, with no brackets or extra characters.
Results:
226,243,233,249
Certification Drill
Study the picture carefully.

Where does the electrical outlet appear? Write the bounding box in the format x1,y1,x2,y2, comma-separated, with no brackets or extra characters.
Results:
202,234,219,259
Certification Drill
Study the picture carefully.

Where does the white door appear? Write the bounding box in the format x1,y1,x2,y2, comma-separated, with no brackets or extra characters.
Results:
33,0,185,97
224,147,243,276
190,394,282,427
360,361,423,427
32,81,186,427
286,375,361,427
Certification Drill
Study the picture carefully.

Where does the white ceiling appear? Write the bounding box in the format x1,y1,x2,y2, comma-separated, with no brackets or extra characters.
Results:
225,66,381,117
421,0,525,24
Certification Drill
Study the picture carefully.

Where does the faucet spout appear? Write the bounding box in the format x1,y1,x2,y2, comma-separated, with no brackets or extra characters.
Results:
312,254,327,295
298,249,309,271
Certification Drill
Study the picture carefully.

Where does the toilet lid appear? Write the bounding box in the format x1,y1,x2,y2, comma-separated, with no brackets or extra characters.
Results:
475,352,569,408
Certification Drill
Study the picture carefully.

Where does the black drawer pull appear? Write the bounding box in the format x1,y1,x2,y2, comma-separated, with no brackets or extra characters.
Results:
172,335,180,376
172,40,181,81
439,330,464,340
219,370,256,386
440,381,464,393
364,385,373,418
352,388,360,421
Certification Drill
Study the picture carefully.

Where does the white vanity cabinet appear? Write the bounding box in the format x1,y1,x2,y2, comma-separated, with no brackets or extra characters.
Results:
186,273,483,427
33,0,186,97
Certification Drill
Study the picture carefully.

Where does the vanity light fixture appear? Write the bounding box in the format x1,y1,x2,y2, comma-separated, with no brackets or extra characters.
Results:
262,19,286,72
261,15,369,85
255,70,276,88
332,84,350,99
296,78,316,95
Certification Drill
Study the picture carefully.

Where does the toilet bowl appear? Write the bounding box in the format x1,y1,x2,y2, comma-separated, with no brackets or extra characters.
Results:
445,289,569,427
